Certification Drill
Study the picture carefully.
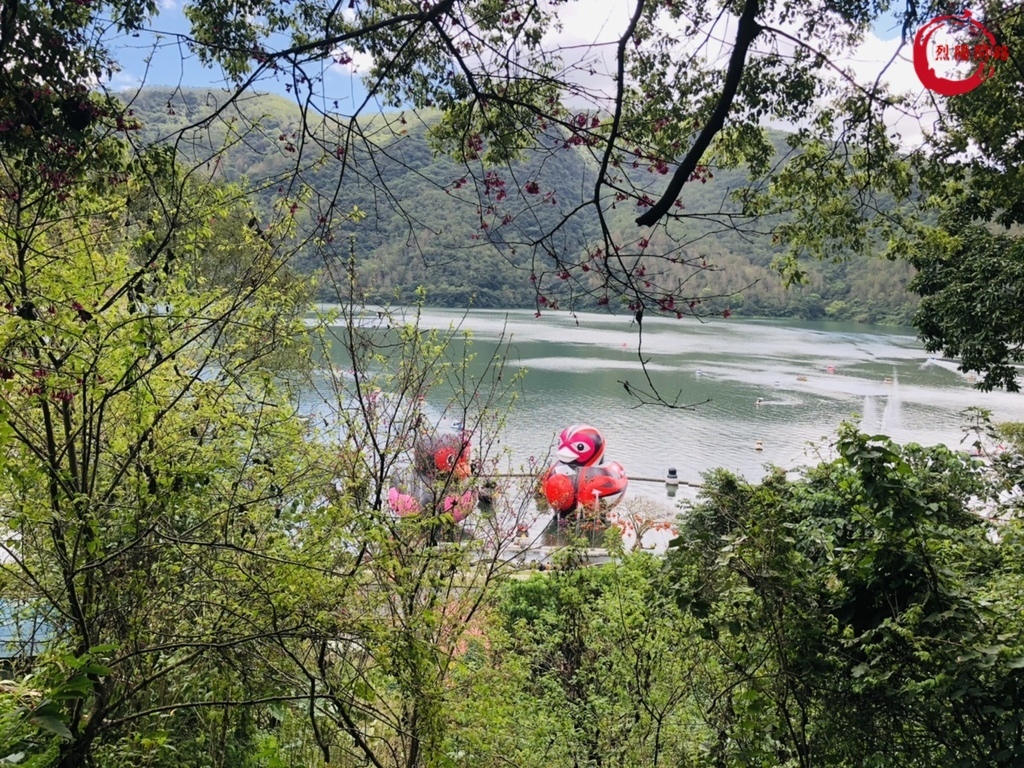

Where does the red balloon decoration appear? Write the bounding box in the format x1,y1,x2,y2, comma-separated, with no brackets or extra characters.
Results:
542,424,628,515
388,433,476,522
415,433,472,481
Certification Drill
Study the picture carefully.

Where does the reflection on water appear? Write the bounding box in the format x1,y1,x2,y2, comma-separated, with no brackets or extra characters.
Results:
313,308,1024,527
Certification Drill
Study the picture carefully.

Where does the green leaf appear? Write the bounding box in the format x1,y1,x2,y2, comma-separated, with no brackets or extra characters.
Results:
81,663,112,677
28,715,72,740
50,677,95,700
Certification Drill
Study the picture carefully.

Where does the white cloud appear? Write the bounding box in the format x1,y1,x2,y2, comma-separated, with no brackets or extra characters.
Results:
106,67,145,90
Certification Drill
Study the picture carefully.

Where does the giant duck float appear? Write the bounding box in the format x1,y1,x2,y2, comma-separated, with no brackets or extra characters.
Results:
541,424,628,515
387,432,477,522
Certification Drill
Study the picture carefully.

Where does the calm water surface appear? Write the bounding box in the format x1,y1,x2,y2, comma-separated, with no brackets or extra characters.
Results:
315,308,1024,515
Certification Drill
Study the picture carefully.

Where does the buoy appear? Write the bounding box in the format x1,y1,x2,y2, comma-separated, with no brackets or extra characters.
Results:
754,440,763,451
665,468,679,486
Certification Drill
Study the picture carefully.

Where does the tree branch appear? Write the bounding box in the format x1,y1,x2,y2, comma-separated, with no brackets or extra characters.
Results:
105,694,319,729
636,0,761,227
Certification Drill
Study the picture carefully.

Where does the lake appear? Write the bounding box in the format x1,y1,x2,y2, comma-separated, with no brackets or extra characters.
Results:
313,307,1024,533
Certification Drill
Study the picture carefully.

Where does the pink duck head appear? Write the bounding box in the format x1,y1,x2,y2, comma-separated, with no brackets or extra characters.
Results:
556,424,605,467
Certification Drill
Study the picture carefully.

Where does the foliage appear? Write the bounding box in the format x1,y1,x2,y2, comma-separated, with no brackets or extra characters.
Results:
668,424,1024,766
447,550,709,767
280,266,538,767
897,1,1024,389
0,132,336,764
997,422,1024,455
0,148,537,767
909,219,1024,391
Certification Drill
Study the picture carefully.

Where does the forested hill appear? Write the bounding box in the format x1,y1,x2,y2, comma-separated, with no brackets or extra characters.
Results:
124,87,917,324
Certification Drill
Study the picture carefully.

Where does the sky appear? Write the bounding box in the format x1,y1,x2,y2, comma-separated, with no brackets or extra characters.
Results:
106,1,375,111
105,1,939,145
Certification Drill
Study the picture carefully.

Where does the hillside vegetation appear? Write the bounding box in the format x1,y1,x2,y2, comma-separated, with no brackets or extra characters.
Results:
123,87,917,324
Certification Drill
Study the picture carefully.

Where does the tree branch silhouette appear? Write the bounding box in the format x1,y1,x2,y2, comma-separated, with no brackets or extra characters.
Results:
636,0,762,228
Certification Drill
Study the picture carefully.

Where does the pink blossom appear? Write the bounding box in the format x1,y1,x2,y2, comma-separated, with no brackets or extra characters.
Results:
443,491,476,523
388,487,421,517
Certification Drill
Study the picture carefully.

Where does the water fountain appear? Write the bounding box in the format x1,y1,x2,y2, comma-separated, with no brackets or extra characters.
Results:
881,372,902,433
862,395,879,432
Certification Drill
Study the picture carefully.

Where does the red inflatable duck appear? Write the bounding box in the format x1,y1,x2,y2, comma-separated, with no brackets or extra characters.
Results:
542,424,628,515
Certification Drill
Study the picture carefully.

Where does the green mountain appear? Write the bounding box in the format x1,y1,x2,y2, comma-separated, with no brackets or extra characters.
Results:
121,87,917,324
